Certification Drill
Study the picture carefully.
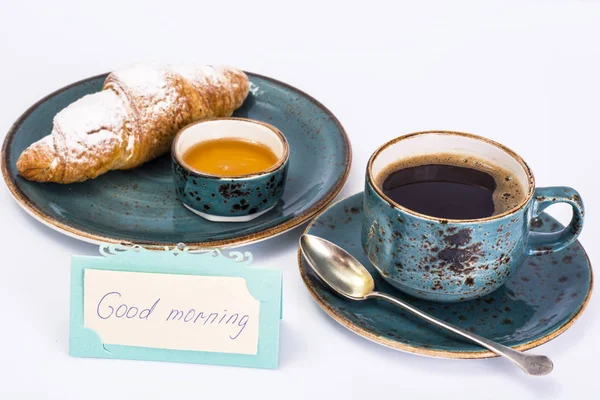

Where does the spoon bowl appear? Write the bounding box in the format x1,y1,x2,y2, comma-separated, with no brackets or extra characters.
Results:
300,234,374,299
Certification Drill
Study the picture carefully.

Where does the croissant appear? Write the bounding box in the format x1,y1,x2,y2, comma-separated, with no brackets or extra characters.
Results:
17,64,249,183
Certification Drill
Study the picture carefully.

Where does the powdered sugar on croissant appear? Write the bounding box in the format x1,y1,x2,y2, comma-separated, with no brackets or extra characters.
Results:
17,64,249,183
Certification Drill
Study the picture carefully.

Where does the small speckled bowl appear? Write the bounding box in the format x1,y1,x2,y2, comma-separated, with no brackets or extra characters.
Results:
172,118,289,222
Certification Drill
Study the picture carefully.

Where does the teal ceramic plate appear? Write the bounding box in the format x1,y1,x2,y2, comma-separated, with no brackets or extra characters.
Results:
1,73,351,249
298,193,593,358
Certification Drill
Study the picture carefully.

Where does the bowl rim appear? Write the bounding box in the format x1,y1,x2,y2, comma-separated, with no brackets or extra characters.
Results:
171,117,290,180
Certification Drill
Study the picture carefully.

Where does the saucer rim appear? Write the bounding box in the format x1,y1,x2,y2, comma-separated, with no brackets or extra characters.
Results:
297,192,594,359
1,71,352,250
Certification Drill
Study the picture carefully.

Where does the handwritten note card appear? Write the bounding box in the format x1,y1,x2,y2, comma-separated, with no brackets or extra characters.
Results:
70,245,282,369
84,270,260,354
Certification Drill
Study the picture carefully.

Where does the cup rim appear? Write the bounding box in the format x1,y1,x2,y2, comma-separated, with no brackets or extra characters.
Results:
171,117,290,180
367,130,536,223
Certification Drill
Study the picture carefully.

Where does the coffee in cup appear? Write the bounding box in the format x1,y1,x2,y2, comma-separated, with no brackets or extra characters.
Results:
376,153,527,220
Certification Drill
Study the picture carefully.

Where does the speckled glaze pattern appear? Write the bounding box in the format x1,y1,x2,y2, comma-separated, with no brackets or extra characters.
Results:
172,158,288,217
298,193,593,358
362,179,585,302
0,73,351,248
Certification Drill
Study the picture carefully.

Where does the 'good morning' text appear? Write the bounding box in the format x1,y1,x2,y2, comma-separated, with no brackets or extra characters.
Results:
96,291,250,340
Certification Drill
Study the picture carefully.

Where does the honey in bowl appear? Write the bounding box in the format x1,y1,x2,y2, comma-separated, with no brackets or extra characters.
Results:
182,138,279,177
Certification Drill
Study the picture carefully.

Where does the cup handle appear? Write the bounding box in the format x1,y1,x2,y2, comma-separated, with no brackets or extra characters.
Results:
525,186,585,256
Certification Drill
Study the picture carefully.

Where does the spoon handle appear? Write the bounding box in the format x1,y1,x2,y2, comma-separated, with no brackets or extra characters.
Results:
367,291,553,376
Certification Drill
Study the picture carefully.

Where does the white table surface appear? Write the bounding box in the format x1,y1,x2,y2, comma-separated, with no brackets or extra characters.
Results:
1,1,598,398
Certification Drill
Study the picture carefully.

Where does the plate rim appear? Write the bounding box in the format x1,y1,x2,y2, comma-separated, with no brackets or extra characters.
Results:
297,192,594,359
1,71,352,249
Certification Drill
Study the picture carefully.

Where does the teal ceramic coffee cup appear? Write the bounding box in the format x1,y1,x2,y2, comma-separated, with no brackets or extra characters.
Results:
172,118,289,222
362,131,585,302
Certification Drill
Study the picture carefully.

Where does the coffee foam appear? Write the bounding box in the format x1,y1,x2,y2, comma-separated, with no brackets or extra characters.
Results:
375,153,528,216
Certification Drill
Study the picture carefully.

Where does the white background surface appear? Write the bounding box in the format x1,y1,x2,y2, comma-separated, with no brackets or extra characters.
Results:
0,1,598,398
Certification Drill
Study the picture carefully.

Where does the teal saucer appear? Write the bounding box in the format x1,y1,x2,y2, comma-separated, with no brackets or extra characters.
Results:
298,193,593,358
1,73,351,249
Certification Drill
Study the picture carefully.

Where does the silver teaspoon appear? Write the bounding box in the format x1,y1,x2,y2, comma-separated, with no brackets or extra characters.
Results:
299,234,553,376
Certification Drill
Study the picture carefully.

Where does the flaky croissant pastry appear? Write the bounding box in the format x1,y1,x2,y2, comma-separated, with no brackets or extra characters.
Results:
17,64,249,183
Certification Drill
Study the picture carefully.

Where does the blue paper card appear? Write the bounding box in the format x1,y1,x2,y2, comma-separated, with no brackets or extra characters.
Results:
70,245,282,369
